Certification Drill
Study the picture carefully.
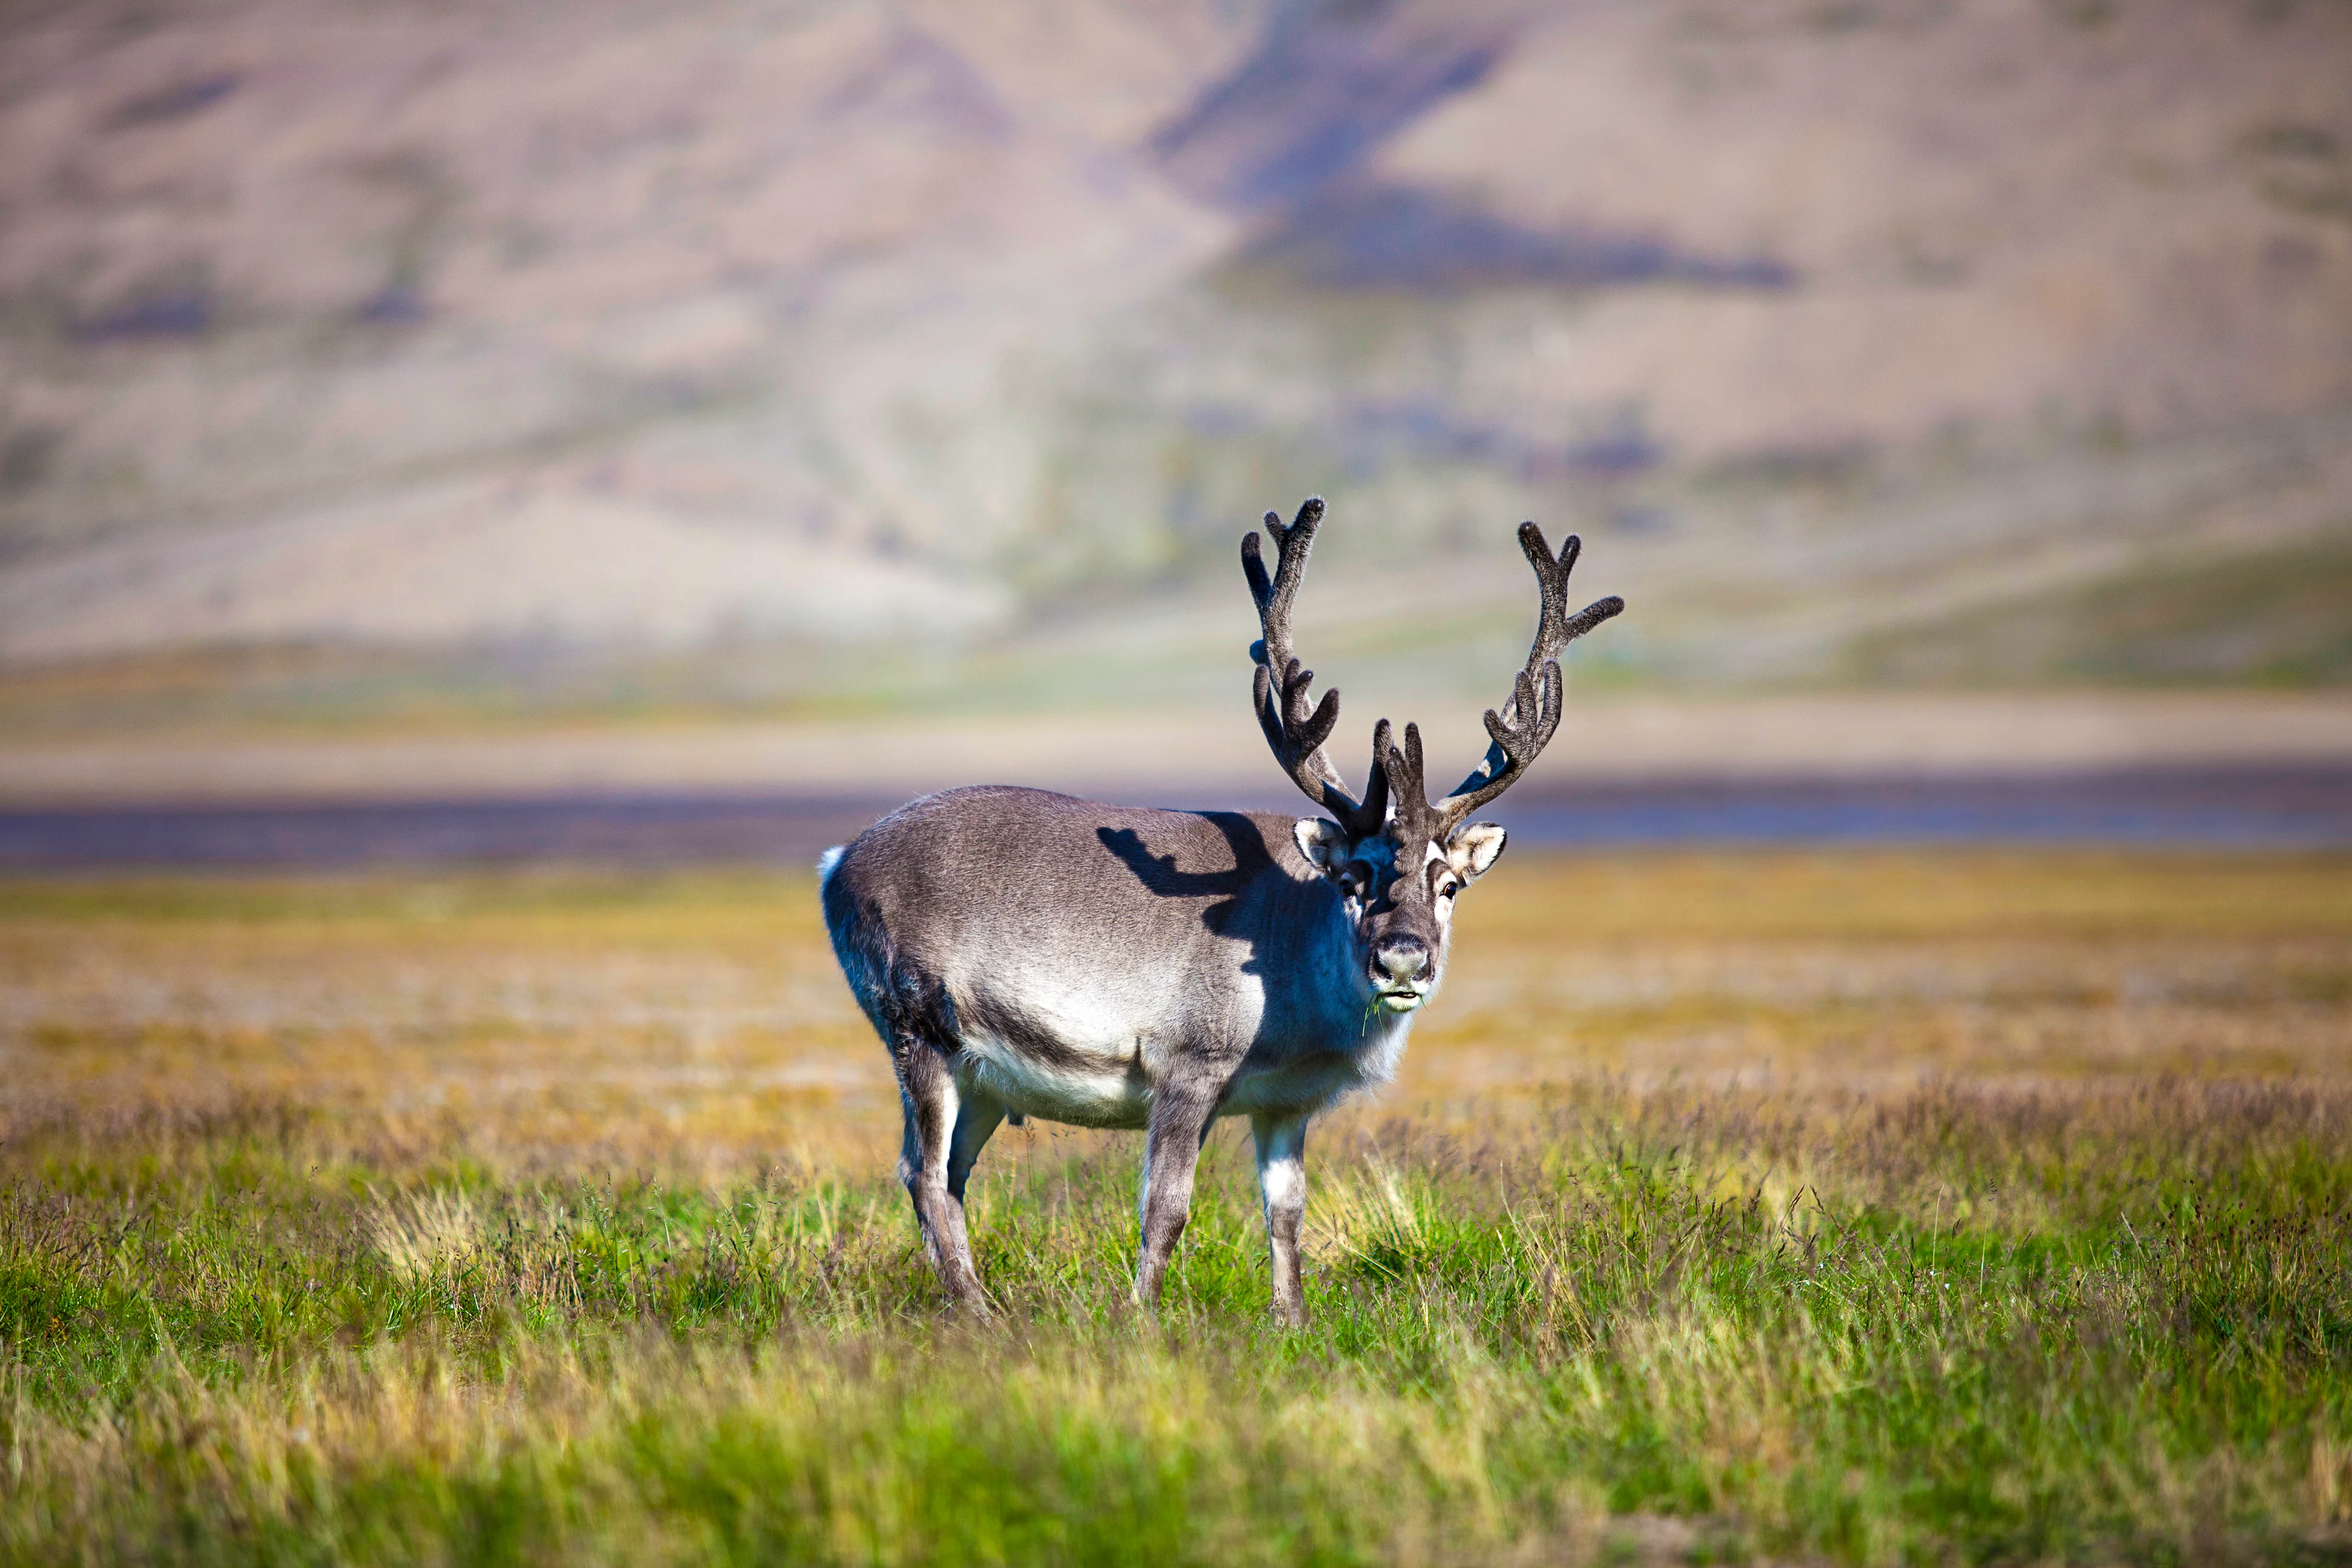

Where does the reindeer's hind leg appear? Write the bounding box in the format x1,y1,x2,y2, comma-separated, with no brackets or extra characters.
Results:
942,1085,1007,1298
891,1032,992,1312
947,1091,1006,1212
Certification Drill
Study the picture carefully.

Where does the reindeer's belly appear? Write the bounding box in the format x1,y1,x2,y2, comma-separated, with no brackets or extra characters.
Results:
948,999,1408,1131
953,1037,1151,1129
940,959,1403,1130
948,986,1163,1129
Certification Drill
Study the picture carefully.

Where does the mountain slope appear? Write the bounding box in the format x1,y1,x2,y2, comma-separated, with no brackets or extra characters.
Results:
0,0,2346,706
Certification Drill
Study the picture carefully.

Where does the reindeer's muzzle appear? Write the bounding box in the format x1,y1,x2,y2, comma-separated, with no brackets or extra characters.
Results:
1370,935,1433,1010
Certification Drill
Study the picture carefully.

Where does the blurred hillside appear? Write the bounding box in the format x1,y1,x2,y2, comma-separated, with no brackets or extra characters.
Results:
1,0,2348,732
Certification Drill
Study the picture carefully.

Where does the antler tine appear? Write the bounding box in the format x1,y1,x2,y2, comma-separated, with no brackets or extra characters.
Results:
1242,497,1389,838
1381,721,1438,846
1399,522,1625,842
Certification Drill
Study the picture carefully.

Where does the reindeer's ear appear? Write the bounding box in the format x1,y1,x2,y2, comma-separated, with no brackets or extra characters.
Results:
1447,823,1507,884
1293,817,1352,878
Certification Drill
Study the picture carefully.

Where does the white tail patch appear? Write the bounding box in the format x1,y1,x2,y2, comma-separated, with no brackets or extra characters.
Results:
817,844,846,884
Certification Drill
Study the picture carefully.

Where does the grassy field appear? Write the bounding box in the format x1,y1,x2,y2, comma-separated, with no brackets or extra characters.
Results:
2,850,2350,1565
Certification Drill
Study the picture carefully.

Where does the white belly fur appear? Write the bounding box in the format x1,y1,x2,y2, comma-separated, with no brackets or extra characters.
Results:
954,1032,1153,1129
953,1016,1413,1131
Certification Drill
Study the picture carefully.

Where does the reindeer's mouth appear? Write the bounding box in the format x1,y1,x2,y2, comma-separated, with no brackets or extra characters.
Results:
1372,984,1430,1013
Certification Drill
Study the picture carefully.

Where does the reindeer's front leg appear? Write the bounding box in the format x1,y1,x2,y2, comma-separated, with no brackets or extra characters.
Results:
1134,1083,1219,1314
1252,1111,1310,1326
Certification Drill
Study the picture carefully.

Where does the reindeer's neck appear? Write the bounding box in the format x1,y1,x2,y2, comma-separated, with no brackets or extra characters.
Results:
1285,881,1419,1059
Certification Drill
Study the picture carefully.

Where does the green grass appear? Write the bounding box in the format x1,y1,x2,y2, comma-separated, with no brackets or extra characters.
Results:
8,1086,2352,1564
3,856,2351,1563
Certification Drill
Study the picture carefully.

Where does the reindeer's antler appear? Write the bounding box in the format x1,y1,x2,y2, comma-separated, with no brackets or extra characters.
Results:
1385,522,1623,844
1243,497,1389,839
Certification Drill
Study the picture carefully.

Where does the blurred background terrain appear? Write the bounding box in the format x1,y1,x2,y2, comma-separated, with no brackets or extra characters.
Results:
1,0,2348,823
6,9,2352,1550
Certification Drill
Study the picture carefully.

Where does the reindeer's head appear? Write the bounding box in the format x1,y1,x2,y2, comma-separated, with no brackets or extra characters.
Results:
1243,497,1623,1014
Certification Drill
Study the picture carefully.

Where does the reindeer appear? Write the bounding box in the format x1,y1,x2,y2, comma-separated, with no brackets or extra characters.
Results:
819,498,1622,1323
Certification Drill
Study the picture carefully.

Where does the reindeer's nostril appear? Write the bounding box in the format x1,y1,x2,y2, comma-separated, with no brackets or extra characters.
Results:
1374,938,1431,983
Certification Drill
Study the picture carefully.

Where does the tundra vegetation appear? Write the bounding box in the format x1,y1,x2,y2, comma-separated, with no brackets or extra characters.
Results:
1,850,2349,1564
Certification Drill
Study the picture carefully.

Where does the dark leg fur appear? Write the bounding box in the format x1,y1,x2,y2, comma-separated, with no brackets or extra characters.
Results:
1133,1087,1219,1314
947,1095,1005,1210
891,1030,993,1312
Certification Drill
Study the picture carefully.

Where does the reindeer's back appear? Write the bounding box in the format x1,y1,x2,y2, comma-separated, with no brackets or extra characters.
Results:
821,785,1323,1044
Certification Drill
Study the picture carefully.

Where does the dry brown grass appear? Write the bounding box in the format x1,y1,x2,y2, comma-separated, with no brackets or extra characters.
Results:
3,850,2349,1565
5,850,2344,1181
